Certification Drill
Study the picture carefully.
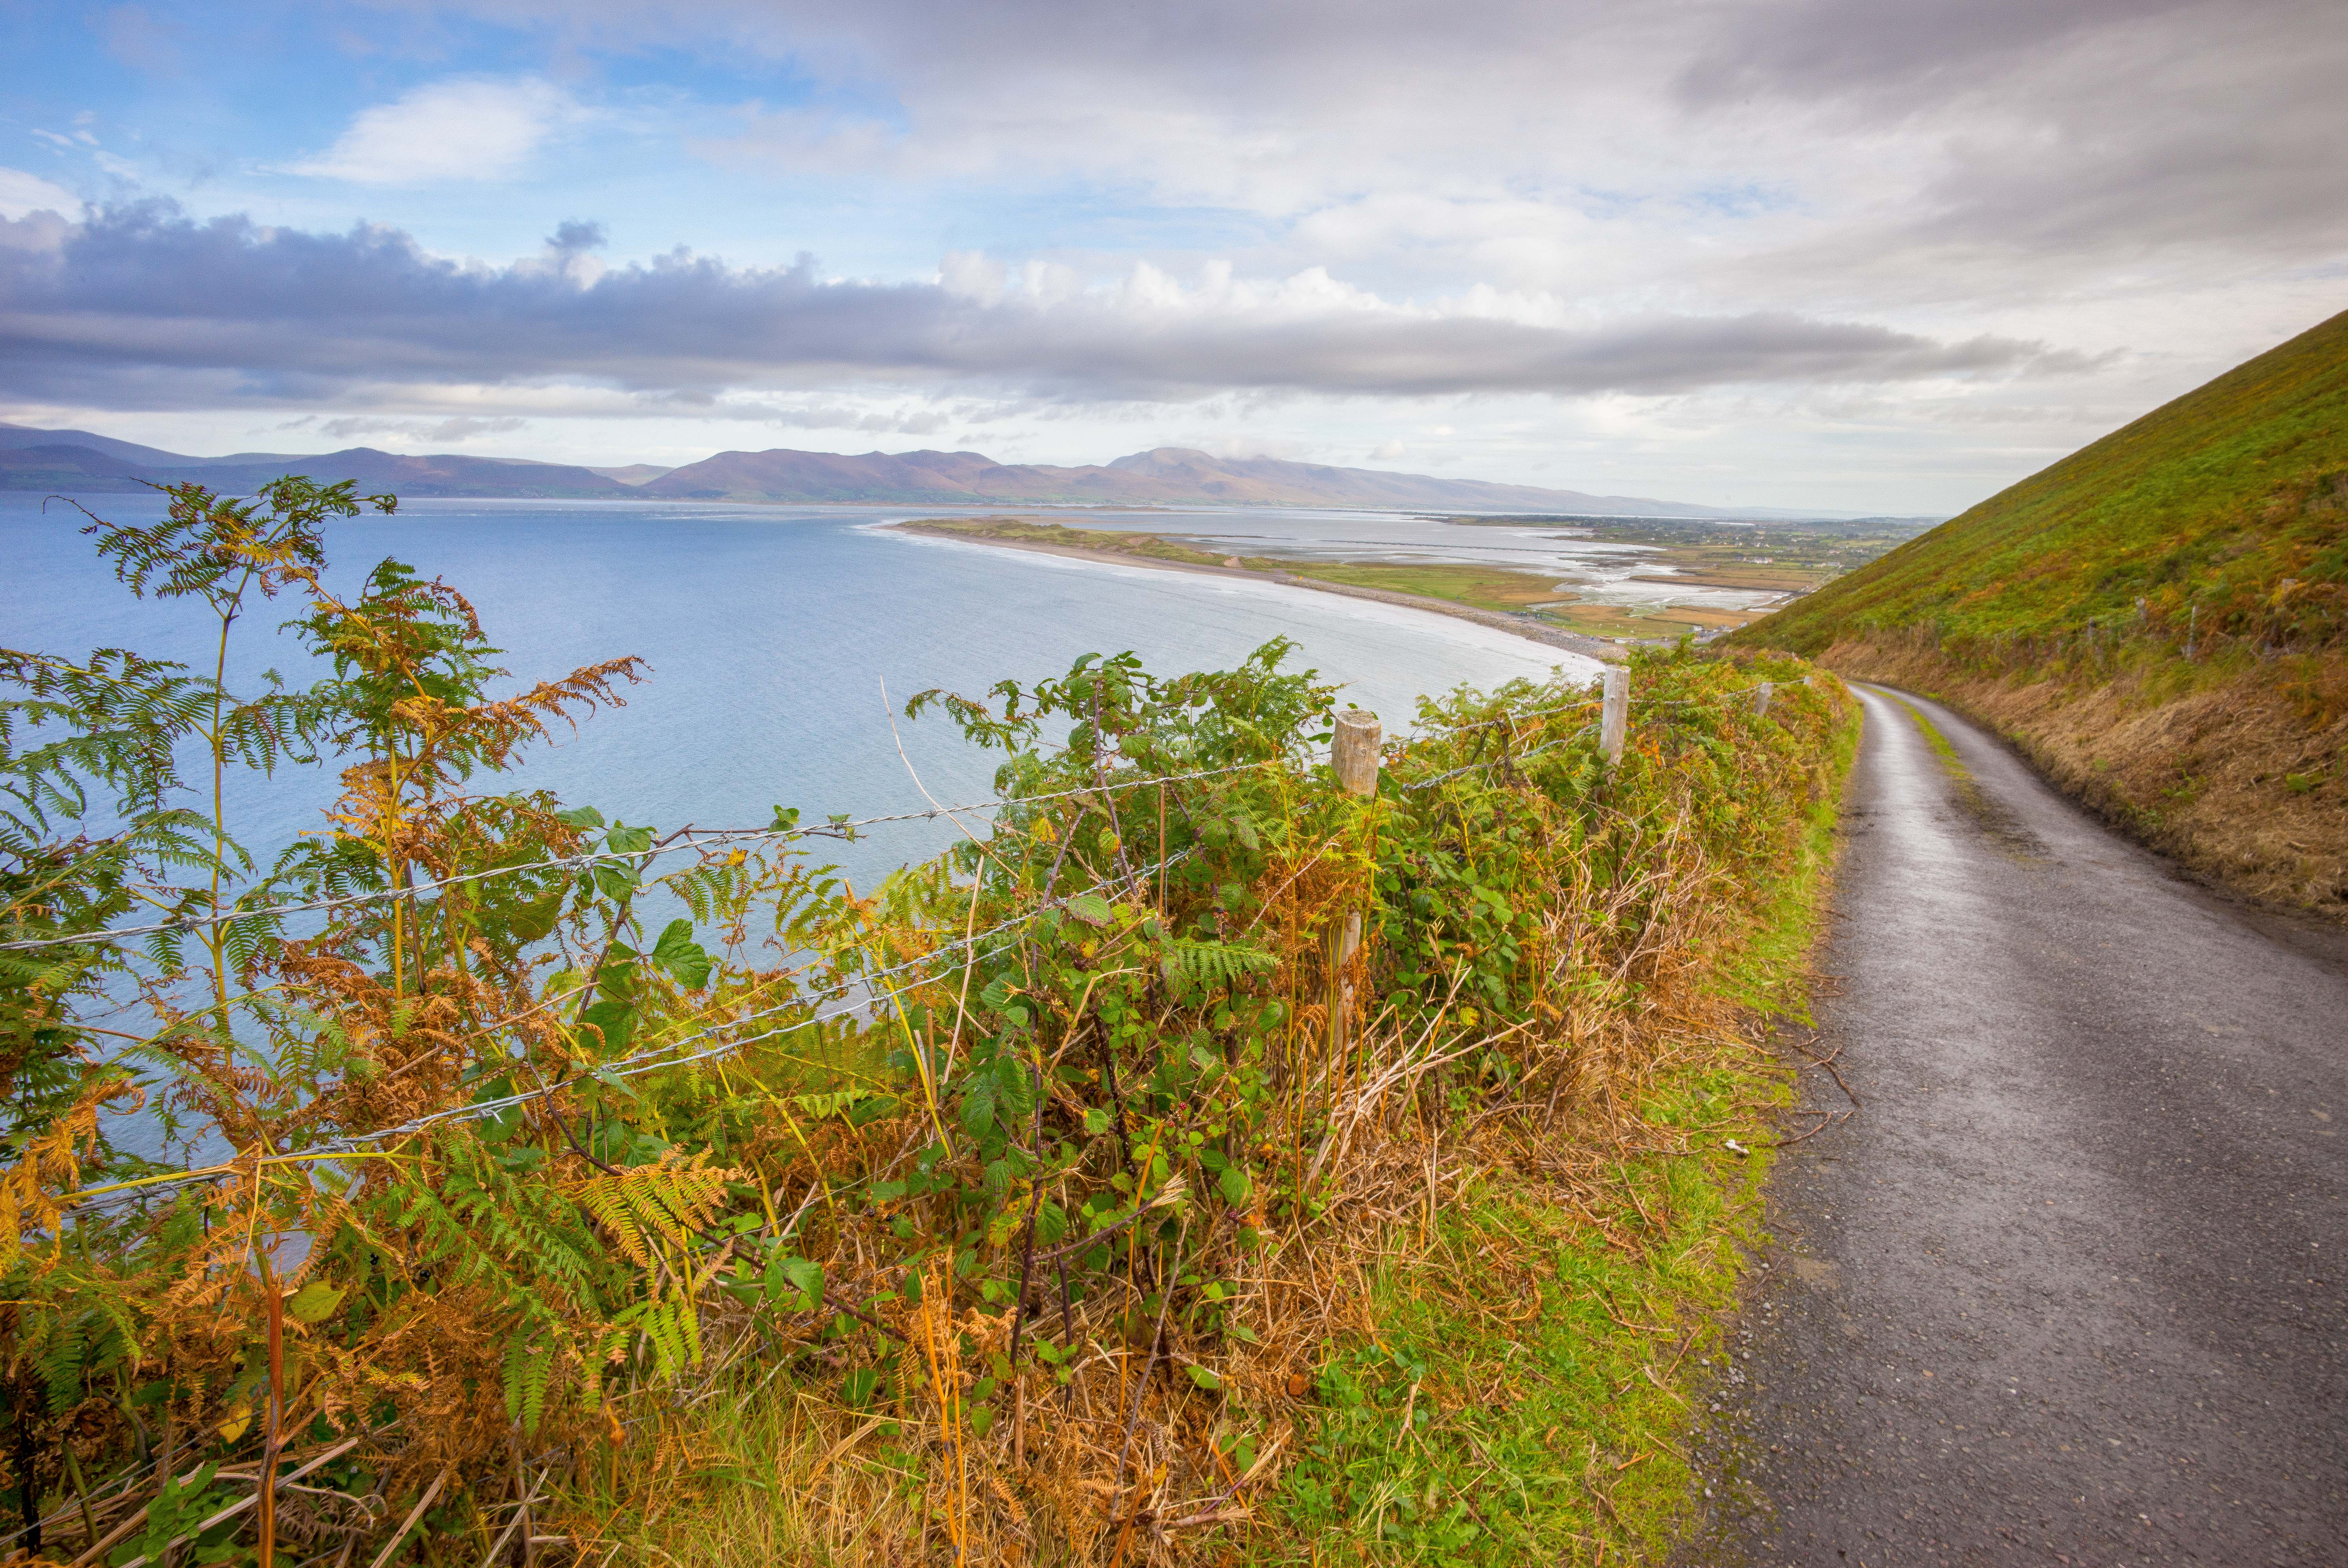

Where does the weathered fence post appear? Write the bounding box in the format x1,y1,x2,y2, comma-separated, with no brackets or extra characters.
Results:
1332,709,1380,798
1600,666,1629,766
1329,710,1380,1065
1752,680,1774,718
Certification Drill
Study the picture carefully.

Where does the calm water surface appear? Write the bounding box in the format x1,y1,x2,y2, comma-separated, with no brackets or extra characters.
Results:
5,493,1597,886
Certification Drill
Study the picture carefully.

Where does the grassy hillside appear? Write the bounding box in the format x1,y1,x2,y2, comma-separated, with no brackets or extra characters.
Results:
1742,307,2348,657
1732,307,2348,917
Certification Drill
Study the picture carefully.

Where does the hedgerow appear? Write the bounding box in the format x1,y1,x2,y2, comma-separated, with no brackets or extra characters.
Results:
2,480,1843,1566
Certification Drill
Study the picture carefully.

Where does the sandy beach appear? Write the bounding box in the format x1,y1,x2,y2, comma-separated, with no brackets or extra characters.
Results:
886,520,1624,663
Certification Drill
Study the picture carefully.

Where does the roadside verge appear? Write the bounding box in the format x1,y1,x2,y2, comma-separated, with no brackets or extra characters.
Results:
1820,632,2346,921
1245,679,1862,1564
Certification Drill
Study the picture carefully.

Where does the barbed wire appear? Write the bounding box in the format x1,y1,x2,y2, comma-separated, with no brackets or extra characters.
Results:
1398,724,1600,791
6,679,1797,956
1627,677,1782,710
1389,675,1788,791
59,850,1188,1215
48,671,1816,1213
1402,693,1601,737
0,759,1273,954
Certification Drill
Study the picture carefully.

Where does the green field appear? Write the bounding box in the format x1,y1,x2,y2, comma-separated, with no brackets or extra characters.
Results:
898,513,1934,643
894,514,1285,570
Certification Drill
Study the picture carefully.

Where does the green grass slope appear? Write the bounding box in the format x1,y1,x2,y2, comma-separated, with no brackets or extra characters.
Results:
1735,307,2348,657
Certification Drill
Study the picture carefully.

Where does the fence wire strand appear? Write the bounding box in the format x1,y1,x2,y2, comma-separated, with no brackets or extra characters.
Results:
0,760,1272,954
38,668,1806,1214
59,850,1190,1215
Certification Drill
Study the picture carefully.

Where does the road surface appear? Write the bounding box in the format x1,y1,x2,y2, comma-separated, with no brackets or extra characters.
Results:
1687,681,2348,1566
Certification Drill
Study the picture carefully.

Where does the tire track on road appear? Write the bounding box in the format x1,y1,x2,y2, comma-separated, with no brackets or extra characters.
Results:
1686,681,2348,1566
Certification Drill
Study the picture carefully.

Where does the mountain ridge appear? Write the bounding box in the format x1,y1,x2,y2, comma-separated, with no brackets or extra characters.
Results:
639,443,1791,515
0,426,633,498
0,423,1834,517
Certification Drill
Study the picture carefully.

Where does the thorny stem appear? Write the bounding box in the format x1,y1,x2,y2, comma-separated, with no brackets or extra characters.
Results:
1004,1062,1048,1365
1056,1255,1076,1410
1112,1215,1186,1494
205,575,238,1028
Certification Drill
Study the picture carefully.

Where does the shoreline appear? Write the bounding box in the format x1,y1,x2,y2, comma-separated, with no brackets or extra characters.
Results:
886,521,1624,664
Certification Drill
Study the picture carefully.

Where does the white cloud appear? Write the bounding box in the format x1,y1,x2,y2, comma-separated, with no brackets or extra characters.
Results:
1369,438,1406,459
0,167,78,220
15,0,2346,512
314,414,529,443
280,78,581,185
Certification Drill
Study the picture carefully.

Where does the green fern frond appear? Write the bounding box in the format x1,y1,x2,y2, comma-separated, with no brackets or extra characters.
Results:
1158,936,1279,991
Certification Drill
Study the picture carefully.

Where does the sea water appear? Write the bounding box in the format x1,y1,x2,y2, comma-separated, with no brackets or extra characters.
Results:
9,492,1607,1163
4,493,1598,889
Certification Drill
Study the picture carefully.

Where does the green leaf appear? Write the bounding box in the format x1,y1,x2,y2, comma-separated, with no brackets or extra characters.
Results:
995,1053,1035,1117
580,1000,635,1056
285,1281,345,1324
969,1405,997,1437
764,1254,824,1312
1218,1163,1251,1206
1068,892,1113,927
556,805,606,829
505,885,564,945
1187,1364,1223,1391
960,1073,998,1136
770,805,802,831
650,918,714,988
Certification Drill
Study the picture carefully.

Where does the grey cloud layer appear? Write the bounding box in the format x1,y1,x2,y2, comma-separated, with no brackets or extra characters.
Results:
400,0,2348,283
0,205,2077,410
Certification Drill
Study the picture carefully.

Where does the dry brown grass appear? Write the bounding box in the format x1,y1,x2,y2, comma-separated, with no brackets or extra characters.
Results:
565,736,1820,1567
1825,634,2348,919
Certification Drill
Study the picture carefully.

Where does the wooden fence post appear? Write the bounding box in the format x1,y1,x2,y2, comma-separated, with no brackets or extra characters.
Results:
1600,667,1628,766
1332,710,1380,798
1752,680,1774,718
1329,711,1380,1065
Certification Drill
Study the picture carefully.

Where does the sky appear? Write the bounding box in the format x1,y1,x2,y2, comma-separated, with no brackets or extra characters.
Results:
1,0,2343,513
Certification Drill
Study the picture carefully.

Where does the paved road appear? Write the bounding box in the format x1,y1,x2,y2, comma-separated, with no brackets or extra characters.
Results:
1688,682,2348,1566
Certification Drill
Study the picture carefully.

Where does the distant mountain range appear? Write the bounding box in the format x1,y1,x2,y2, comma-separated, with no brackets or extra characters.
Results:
0,425,637,500
0,424,1838,518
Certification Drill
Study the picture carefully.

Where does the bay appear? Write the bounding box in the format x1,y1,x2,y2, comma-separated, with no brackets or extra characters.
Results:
4,493,1598,889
